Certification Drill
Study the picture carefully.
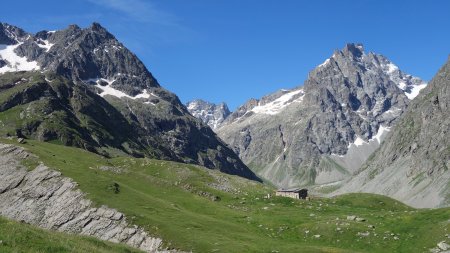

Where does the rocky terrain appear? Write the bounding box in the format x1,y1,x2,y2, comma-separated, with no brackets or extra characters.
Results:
334,56,450,208
0,143,182,253
216,44,427,188
186,99,230,130
0,22,259,181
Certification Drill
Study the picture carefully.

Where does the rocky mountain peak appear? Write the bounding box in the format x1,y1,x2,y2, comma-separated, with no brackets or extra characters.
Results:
186,99,231,130
86,22,115,40
0,22,162,97
90,22,106,32
342,43,364,58
218,43,427,187
67,24,81,31
0,23,260,182
312,43,426,100
0,22,28,44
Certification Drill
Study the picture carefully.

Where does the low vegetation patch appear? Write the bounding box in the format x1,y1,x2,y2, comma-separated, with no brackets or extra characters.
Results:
1,138,450,253
0,216,141,253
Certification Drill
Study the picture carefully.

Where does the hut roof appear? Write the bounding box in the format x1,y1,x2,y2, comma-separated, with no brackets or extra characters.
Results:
276,188,307,193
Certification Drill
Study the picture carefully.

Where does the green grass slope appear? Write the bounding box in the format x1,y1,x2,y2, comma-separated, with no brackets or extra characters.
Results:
1,138,450,253
0,216,142,253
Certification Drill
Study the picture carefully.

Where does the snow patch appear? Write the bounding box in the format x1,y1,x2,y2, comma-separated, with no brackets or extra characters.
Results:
352,137,367,147
405,83,427,100
318,58,330,68
397,81,407,90
251,89,304,115
187,102,197,110
379,59,427,100
0,43,40,73
347,125,391,148
36,39,54,52
85,78,155,100
373,125,390,143
386,63,399,74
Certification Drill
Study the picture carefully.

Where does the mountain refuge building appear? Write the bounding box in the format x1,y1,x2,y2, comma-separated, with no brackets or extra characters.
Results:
275,188,308,199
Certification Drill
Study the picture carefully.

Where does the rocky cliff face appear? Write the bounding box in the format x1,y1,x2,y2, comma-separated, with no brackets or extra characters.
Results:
0,22,259,181
334,57,450,208
186,99,230,130
217,44,426,187
0,143,182,253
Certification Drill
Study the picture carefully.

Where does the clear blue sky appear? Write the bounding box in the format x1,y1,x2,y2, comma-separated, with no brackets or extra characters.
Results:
1,0,449,110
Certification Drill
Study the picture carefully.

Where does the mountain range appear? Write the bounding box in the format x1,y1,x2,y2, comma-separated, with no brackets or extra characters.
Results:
0,21,449,253
0,22,259,181
191,44,426,186
187,44,449,208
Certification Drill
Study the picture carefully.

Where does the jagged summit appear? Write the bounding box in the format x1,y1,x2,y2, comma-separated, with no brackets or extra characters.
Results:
315,43,427,100
90,22,107,32
341,43,364,58
0,22,161,95
0,22,28,44
186,99,231,130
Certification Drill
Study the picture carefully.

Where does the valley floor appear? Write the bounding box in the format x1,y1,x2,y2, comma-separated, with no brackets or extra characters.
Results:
1,139,449,253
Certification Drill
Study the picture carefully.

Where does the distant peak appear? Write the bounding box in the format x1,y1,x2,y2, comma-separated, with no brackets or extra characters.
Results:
0,22,12,28
343,43,365,58
67,24,81,31
0,23,28,44
90,22,106,32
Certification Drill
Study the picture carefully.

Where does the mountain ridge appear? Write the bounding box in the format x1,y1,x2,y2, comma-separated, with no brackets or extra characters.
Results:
213,43,427,187
0,22,260,181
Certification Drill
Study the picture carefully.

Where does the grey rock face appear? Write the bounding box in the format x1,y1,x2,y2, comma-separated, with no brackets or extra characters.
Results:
0,22,259,181
334,56,450,208
186,99,230,129
0,23,27,45
0,143,182,253
218,44,426,188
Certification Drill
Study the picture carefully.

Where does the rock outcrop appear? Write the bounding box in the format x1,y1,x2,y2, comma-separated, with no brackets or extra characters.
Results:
334,56,450,208
217,44,426,187
0,143,181,252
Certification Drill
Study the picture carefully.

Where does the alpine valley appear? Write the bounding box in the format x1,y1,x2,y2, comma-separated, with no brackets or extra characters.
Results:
189,43,449,208
0,21,449,253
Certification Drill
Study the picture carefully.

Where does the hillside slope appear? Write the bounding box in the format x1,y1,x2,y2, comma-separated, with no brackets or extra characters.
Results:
0,139,449,253
334,57,450,208
0,216,143,253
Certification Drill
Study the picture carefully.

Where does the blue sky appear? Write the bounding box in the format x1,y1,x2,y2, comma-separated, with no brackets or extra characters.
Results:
1,0,449,110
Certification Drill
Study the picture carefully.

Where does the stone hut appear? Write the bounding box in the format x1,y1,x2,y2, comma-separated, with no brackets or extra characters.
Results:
275,188,308,199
